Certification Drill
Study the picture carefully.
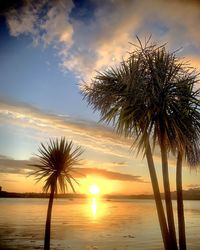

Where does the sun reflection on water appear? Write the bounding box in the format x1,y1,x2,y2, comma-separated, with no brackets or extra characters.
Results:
88,197,107,221
91,198,97,217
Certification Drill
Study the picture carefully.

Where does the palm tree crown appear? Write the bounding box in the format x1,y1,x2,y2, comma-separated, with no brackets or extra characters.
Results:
83,40,200,154
30,138,83,193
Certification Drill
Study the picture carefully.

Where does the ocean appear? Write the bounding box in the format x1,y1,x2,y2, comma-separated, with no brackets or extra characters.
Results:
0,198,199,249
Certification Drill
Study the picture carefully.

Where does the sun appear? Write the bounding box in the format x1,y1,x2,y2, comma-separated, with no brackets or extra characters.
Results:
89,184,100,195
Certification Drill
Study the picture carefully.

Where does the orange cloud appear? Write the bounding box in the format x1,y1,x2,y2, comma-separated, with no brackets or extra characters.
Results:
0,154,146,183
75,167,147,183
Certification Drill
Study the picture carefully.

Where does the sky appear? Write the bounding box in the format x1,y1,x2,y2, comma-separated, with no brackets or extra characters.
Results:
0,0,200,195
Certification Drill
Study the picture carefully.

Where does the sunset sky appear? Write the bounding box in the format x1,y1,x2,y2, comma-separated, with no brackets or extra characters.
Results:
0,0,200,195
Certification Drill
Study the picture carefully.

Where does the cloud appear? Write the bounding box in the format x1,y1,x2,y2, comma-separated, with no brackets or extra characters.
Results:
0,155,36,175
55,0,200,80
81,159,128,171
0,99,133,159
0,154,145,183
6,3,38,37
41,0,73,46
0,99,187,168
5,0,200,83
111,161,127,167
6,0,74,46
75,167,147,183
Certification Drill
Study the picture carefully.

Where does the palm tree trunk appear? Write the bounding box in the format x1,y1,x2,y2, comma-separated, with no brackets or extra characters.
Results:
44,184,55,250
145,137,170,250
176,151,186,250
160,143,178,250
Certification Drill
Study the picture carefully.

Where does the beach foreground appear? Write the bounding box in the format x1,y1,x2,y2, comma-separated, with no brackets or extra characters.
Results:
0,198,199,250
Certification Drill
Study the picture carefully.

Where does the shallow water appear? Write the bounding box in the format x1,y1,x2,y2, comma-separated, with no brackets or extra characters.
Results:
0,198,199,249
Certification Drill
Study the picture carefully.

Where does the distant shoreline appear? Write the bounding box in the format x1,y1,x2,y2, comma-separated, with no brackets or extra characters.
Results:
1,189,200,200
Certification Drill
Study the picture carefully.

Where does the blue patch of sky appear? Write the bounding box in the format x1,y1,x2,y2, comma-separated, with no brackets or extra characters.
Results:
0,16,99,121
70,0,96,23
0,124,39,159
180,44,200,57
134,19,169,39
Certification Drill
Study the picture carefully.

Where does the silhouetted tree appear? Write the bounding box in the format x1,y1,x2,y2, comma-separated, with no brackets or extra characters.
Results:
139,43,200,250
82,38,200,250
174,86,200,250
30,138,83,250
83,39,170,249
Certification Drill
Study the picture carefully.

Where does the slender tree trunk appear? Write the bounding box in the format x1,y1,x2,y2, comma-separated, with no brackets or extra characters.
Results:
160,143,178,250
176,151,187,250
145,137,170,250
44,184,55,250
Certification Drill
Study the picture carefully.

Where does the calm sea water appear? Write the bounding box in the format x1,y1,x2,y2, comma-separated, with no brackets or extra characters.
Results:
0,198,199,250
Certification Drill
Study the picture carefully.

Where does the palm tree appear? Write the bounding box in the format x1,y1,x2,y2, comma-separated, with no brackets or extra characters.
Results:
174,83,200,250
177,145,200,250
132,42,200,250
137,44,180,249
82,38,200,249
29,138,83,250
144,47,200,250
82,42,171,249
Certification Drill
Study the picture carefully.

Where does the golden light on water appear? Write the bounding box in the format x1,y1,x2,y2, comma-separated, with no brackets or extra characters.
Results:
87,196,108,220
79,179,108,220
88,184,103,219
91,198,97,217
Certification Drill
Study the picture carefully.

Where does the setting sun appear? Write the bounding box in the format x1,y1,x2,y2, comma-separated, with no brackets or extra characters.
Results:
89,184,100,195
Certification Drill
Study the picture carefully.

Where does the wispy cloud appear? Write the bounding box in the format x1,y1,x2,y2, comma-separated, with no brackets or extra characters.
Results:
75,167,147,183
0,154,36,174
5,0,200,82
0,99,133,159
81,159,128,169
0,154,145,183
0,99,188,169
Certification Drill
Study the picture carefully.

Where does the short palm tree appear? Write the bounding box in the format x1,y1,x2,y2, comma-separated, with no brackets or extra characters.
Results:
29,138,83,250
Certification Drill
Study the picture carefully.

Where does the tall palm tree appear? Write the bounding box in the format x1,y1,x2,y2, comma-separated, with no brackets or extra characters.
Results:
174,83,200,250
132,43,200,250
83,43,171,249
137,44,180,249
177,145,200,250
82,38,200,249
143,47,200,250
29,138,83,250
